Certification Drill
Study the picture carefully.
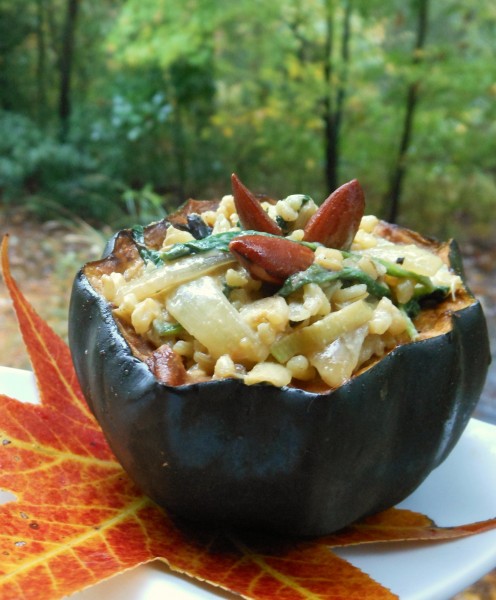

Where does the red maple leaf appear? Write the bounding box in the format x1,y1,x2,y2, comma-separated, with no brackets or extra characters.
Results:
1,235,495,600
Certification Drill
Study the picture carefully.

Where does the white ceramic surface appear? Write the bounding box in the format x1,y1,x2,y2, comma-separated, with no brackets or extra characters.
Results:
1,366,496,600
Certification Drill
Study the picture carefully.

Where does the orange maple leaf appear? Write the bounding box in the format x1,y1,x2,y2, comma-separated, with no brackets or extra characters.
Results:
1,235,495,600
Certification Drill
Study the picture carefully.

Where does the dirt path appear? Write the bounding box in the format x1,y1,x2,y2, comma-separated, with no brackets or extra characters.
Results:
0,211,106,369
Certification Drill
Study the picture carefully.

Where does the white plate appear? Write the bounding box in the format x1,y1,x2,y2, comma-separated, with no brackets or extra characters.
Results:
1,365,496,600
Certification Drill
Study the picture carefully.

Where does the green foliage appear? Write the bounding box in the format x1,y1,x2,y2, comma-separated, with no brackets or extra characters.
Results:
121,184,171,227
0,1,34,111
0,0,494,242
0,110,120,222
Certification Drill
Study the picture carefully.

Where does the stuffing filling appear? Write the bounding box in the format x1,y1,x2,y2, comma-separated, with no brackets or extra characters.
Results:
96,192,463,389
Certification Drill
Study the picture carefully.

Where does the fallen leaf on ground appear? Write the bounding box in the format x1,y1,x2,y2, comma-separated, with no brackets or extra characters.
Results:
1,235,495,600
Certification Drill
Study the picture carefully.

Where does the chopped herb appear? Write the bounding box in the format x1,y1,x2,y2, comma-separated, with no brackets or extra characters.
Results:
132,224,145,244
275,215,292,234
399,306,419,340
153,321,184,337
222,282,235,298
416,286,450,304
401,298,421,319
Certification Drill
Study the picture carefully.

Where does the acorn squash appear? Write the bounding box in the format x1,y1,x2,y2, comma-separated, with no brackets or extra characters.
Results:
68,190,490,537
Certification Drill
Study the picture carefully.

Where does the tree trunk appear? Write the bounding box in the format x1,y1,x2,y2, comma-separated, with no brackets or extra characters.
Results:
58,0,80,141
384,0,429,223
172,106,187,202
322,0,336,192
323,0,353,193
35,0,47,126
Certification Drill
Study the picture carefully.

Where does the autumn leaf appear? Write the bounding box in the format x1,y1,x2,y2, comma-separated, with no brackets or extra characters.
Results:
323,507,496,547
1,234,496,600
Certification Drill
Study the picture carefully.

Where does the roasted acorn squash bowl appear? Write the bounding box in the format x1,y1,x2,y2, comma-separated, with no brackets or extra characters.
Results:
69,177,490,536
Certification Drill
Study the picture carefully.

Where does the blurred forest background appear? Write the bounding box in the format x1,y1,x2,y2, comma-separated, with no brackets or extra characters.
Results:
0,0,495,239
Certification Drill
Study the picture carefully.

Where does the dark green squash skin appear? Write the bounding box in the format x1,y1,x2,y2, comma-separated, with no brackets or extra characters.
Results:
68,236,490,537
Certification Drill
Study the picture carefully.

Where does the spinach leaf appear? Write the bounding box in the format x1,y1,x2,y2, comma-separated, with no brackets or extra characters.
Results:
275,215,292,234
278,264,391,299
131,226,164,266
343,251,449,301
376,258,437,294
160,230,320,261
161,231,239,260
